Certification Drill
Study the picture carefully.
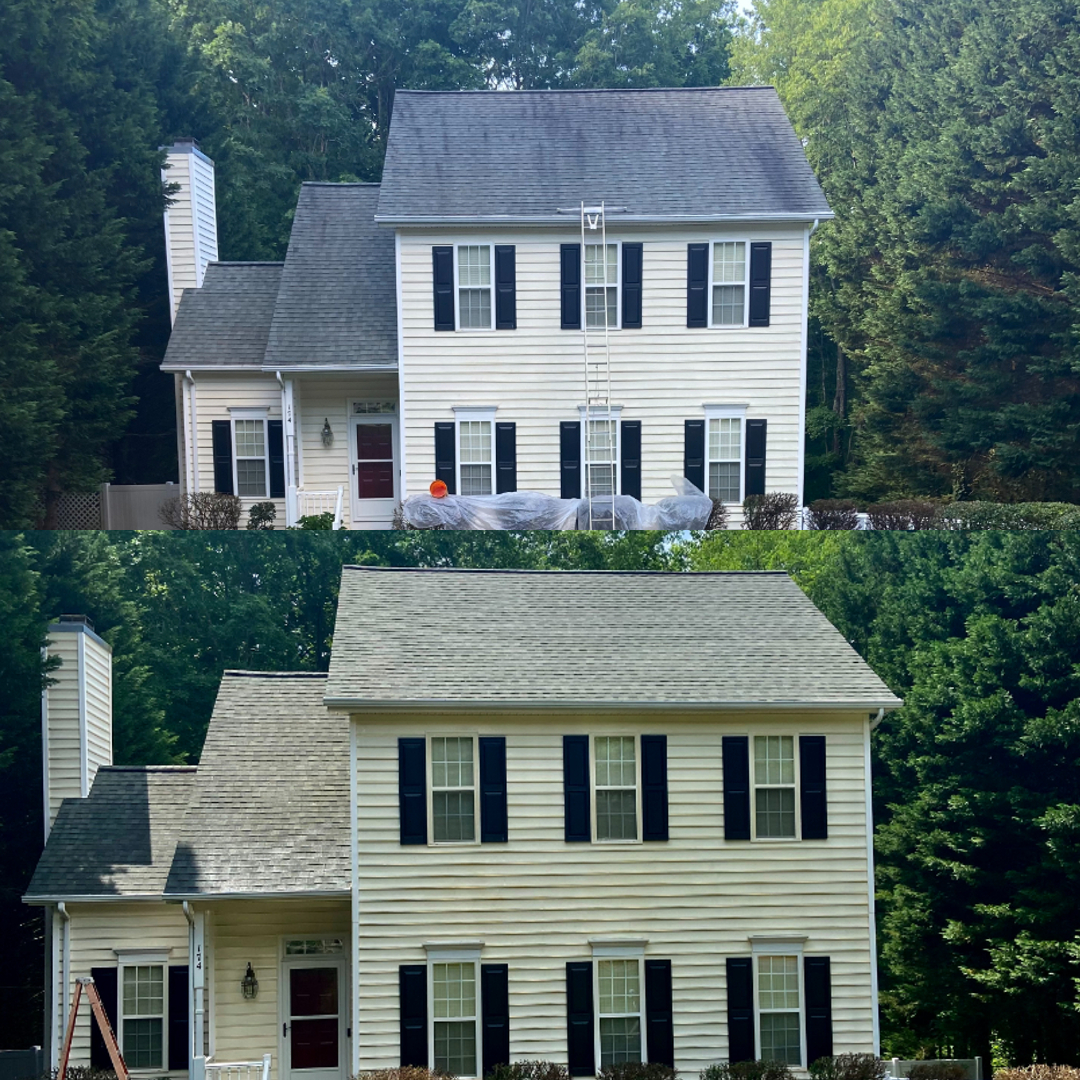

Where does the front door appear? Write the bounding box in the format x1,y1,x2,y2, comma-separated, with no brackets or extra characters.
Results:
349,415,398,529
282,960,346,1080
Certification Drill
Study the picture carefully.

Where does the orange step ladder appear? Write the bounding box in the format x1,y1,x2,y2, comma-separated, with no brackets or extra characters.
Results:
57,977,130,1080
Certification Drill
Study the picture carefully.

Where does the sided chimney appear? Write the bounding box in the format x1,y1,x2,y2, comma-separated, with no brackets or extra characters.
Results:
162,138,219,325
41,615,113,841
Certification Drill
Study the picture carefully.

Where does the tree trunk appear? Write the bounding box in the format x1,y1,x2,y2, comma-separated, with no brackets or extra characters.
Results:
832,343,847,457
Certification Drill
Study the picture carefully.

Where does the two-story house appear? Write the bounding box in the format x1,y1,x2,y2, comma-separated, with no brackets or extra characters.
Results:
160,88,832,528
26,568,898,1080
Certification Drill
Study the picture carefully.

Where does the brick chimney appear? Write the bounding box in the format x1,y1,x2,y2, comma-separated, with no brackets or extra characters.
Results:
162,138,219,325
41,615,113,841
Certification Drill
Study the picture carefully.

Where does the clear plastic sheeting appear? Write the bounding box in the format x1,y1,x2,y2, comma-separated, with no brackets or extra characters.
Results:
401,476,713,531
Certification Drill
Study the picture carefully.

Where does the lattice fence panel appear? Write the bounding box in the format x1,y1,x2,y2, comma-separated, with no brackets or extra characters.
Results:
55,491,102,529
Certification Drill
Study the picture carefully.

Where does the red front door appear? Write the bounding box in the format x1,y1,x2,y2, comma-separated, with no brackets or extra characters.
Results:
355,423,395,500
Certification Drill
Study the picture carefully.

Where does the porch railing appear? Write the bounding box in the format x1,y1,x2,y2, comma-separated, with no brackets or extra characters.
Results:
203,1053,272,1080
295,486,344,529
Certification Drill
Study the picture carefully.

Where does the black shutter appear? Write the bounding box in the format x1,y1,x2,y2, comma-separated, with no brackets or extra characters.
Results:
168,965,190,1072
687,243,709,328
622,243,643,329
561,244,581,330
621,421,642,501
495,245,517,330
400,965,428,1067
268,420,285,499
90,967,118,1069
563,735,590,842
434,422,456,494
645,960,674,1067
495,423,517,494
722,736,751,841
433,246,455,331
745,419,767,497
800,735,828,840
399,738,427,845
560,421,582,499
211,420,233,494
684,420,705,493
479,736,508,843
481,964,510,1074
566,962,595,1076
748,242,772,327
804,957,833,1065
726,957,755,1062
641,734,668,842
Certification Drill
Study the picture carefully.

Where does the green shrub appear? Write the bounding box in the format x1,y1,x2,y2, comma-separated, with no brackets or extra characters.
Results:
865,499,942,530
485,1063,570,1080
742,492,799,530
808,1055,886,1080
706,499,729,530
598,1064,677,1080
246,502,277,529
806,499,860,530
700,1061,795,1080
908,1064,967,1080
942,501,1080,530
295,511,335,530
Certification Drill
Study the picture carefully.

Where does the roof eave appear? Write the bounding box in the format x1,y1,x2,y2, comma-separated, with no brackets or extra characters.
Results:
375,212,835,227
23,892,168,905
161,888,351,901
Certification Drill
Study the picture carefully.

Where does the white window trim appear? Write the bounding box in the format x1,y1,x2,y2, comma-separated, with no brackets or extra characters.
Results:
453,243,496,332
228,408,270,500
707,239,751,329
116,954,169,1074
578,405,623,499
591,733,642,844
427,734,481,847
452,407,497,498
427,954,482,1078
582,240,622,331
593,953,647,1068
703,404,748,505
750,938,806,1068
750,733,802,843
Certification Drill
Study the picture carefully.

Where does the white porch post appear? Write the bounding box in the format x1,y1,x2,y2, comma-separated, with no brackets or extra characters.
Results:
187,903,207,1080
279,373,298,527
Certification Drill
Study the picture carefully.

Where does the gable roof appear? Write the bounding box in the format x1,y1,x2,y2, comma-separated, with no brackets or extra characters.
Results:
163,672,350,898
377,87,833,225
263,183,398,371
25,766,197,901
325,568,900,710
161,262,283,371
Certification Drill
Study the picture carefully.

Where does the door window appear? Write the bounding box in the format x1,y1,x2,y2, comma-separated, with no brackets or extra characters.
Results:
356,423,395,500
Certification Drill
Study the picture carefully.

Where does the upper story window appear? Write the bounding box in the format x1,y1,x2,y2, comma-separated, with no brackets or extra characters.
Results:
711,241,747,326
431,736,478,843
121,963,166,1069
457,245,493,329
594,735,638,842
233,417,268,498
597,958,643,1066
757,954,802,1064
753,735,797,838
585,243,620,329
432,960,478,1075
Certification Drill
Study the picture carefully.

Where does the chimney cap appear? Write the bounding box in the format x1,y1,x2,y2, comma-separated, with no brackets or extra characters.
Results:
58,614,95,630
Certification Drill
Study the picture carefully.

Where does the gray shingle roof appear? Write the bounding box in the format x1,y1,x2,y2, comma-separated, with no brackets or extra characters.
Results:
326,568,900,709
25,767,197,900
164,672,350,897
263,183,398,370
161,262,283,370
377,88,832,224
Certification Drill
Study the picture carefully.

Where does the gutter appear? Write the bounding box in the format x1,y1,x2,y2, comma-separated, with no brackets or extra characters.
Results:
58,902,70,1057
184,370,199,493
375,211,836,227
327,698,903,713
870,706,886,730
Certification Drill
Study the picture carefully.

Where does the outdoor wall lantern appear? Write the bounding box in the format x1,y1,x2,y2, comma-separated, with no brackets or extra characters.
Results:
321,418,334,447
241,962,259,999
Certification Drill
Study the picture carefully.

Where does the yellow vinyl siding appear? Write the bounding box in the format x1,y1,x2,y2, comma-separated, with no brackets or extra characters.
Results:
353,711,873,1073
46,634,82,829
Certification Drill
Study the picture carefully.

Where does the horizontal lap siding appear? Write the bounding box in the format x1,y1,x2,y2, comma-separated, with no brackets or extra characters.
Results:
47,635,83,824
84,640,112,789
62,902,190,1069
354,712,873,1072
209,899,351,1080
398,226,805,504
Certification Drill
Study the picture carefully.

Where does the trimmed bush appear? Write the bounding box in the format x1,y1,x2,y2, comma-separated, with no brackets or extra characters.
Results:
742,492,800,530
485,1064,569,1080
908,1065,967,1080
942,501,1080,530
159,492,242,529
295,511,335,530
809,1055,887,1080
598,1065,677,1080
701,1061,795,1080
247,501,277,529
806,499,860,530
706,499,729,530
864,499,942,530
355,1069,455,1080
43,1070,120,1080
995,1068,1080,1080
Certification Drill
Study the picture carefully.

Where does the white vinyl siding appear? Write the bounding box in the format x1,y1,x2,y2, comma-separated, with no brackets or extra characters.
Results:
597,959,642,1066
584,243,619,330
432,962,478,1075
456,245,493,330
354,712,874,1073
753,735,798,839
399,226,806,507
710,241,748,327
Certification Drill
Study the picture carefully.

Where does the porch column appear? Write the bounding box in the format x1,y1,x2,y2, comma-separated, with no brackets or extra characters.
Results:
280,374,298,527
188,905,206,1080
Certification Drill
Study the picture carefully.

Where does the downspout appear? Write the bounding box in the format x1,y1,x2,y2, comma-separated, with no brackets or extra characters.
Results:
184,371,200,494
276,371,298,527
865,709,883,1055
797,219,820,523
58,902,70,1068
183,902,206,1080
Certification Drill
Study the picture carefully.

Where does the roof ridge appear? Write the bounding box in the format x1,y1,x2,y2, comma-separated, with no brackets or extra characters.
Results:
395,86,776,96
341,566,790,576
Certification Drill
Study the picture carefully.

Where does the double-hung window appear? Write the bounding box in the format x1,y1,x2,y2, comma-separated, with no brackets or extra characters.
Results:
432,961,478,1075
708,417,742,503
753,735,797,839
710,241,748,327
459,421,493,496
757,954,802,1064
431,736,477,843
121,962,166,1069
233,416,269,498
457,245,493,330
594,736,638,842
585,419,618,497
585,243,620,329
597,958,643,1066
